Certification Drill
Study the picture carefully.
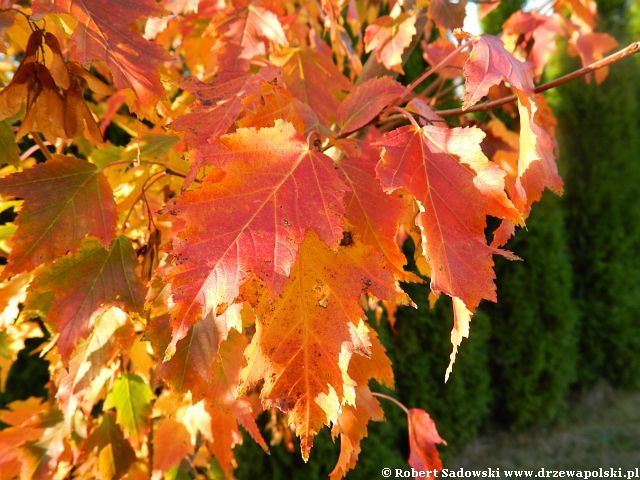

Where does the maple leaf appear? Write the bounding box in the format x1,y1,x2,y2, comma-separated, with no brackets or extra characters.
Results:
147,304,267,475
56,308,129,426
33,0,167,109
0,398,68,479
241,231,398,460
376,124,518,312
272,47,351,126
200,329,248,408
26,236,145,360
83,412,136,480
482,96,563,247
571,32,618,84
153,417,192,474
163,120,348,354
335,134,419,282
206,331,268,476
422,39,468,79
152,305,242,399
172,68,279,154
0,398,48,476
559,0,597,29
0,155,117,278
238,81,315,134
514,94,563,210
330,329,393,480
336,77,406,135
104,373,153,443
330,391,383,480
462,34,535,110
445,296,472,381
224,4,289,59
462,35,563,223
481,118,521,247
502,12,565,79
429,0,467,31
376,124,522,374
408,408,446,472
364,13,417,73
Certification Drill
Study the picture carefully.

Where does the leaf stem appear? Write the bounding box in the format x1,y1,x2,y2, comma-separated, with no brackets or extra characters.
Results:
31,132,53,161
437,41,640,117
120,171,166,233
371,391,410,415
388,106,420,129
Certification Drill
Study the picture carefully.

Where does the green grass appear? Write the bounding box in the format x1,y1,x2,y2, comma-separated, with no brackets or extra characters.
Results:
449,384,640,469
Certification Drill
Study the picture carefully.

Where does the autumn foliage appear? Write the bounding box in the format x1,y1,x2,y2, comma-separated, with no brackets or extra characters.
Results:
0,0,634,478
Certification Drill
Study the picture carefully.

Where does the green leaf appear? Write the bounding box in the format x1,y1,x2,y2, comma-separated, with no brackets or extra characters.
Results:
0,121,20,167
104,373,153,442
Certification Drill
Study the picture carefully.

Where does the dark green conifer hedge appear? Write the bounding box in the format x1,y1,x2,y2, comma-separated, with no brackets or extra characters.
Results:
488,195,579,428
551,0,640,388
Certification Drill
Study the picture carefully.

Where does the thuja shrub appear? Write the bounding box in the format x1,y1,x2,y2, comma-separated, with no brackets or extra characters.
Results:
488,194,579,428
554,47,640,388
0,0,636,478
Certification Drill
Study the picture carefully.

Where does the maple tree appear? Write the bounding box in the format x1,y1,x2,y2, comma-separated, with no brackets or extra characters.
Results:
0,0,636,478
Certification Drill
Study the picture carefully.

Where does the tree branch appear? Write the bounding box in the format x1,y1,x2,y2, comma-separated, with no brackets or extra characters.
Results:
436,41,640,117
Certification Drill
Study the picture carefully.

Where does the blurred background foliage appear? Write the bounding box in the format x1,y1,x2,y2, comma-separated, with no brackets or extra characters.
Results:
1,0,638,477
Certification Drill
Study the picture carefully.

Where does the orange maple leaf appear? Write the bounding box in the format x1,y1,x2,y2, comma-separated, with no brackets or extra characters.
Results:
408,408,446,472
376,124,518,312
272,47,351,126
463,35,563,242
364,13,417,73
241,232,398,460
336,77,406,135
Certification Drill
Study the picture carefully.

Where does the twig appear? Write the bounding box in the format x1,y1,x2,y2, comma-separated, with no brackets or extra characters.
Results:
120,171,166,233
437,41,640,117
421,76,445,98
431,80,464,106
405,39,472,95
